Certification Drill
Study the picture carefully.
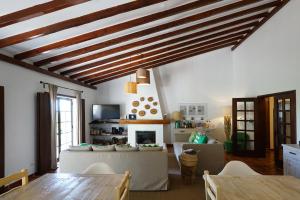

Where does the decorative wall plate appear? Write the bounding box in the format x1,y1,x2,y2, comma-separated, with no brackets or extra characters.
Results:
131,109,137,114
139,110,146,117
148,97,154,102
144,104,150,110
140,97,145,101
150,109,157,115
153,102,158,106
132,101,139,107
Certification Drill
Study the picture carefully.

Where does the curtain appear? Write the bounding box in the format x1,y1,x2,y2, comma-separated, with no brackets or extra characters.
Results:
0,86,4,179
75,91,82,144
81,99,86,143
36,92,51,174
48,84,58,169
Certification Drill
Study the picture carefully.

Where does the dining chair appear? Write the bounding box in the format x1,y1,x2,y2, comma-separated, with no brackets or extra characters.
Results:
218,161,261,176
203,170,220,200
0,169,28,196
115,171,131,200
82,162,116,174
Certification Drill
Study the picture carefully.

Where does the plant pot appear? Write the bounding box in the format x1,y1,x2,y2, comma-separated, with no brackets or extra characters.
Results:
224,140,233,153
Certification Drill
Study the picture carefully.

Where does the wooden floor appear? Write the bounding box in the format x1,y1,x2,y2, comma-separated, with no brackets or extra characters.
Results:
225,149,283,175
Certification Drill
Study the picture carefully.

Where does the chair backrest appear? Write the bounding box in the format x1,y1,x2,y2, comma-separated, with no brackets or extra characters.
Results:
0,169,28,195
203,170,220,200
115,171,130,200
218,161,260,176
82,162,115,174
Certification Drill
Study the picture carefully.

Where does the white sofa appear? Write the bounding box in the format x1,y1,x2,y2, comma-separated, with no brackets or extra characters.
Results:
173,142,224,175
59,149,168,191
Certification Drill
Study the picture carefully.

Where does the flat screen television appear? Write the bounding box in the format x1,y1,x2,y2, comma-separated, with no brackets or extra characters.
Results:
92,104,120,120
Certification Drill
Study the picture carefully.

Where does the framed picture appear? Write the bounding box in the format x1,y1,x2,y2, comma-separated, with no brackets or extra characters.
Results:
179,103,207,118
179,105,187,116
197,105,205,115
188,105,197,115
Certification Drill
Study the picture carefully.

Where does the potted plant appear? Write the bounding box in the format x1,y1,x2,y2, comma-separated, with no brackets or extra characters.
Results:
224,115,233,153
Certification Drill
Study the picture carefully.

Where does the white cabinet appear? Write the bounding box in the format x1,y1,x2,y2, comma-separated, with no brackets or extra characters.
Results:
283,144,300,178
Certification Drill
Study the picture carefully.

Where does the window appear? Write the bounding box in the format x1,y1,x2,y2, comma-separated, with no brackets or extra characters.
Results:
56,96,78,159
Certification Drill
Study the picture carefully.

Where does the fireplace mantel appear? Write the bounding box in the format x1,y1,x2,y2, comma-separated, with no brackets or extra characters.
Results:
119,119,170,125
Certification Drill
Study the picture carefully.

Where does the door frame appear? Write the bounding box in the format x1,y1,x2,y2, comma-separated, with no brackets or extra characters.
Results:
258,90,296,166
0,86,4,179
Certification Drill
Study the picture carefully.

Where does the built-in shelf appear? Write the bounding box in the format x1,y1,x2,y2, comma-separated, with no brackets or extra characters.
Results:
90,134,127,137
119,119,170,125
89,120,120,124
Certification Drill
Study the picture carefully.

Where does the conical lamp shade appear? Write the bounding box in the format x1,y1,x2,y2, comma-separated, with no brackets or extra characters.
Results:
136,70,150,85
124,82,137,94
136,68,148,78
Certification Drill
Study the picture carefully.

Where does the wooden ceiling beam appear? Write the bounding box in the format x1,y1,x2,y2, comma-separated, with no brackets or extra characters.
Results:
83,37,242,84
0,0,90,28
36,0,277,67
232,0,290,50
73,26,254,80
0,54,96,89
78,31,249,81
57,12,267,75
14,0,220,59
0,0,166,48
90,43,235,85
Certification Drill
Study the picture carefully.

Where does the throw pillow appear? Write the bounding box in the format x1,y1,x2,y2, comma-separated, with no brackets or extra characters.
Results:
79,143,90,146
207,137,216,144
193,133,208,144
188,132,197,143
68,145,91,151
115,144,138,152
92,144,115,152
138,144,163,151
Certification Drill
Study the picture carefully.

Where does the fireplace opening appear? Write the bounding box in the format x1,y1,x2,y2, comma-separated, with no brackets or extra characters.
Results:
136,131,156,144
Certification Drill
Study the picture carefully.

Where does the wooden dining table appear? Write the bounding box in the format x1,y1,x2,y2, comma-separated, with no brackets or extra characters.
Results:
209,175,300,200
0,173,125,200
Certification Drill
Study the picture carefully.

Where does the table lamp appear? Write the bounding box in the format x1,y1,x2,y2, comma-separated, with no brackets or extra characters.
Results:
172,111,183,128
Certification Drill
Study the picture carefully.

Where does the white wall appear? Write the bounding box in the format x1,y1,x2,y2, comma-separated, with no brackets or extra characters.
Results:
0,61,97,175
232,0,300,142
97,48,234,143
97,69,163,120
156,48,234,142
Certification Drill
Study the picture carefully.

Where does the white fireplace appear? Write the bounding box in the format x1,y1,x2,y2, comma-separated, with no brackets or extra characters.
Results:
127,124,164,147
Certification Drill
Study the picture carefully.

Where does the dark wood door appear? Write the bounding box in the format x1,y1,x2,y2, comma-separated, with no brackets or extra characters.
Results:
232,98,265,156
274,91,296,166
0,86,4,179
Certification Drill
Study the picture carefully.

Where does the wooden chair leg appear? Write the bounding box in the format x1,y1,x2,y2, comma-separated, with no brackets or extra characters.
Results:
21,169,28,186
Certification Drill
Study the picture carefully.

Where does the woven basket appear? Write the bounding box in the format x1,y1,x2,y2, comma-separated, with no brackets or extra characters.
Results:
179,152,198,167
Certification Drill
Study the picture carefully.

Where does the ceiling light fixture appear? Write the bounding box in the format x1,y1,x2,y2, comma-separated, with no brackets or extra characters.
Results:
136,69,150,85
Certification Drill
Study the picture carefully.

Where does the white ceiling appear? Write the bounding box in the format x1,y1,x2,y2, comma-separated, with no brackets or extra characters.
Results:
0,0,279,83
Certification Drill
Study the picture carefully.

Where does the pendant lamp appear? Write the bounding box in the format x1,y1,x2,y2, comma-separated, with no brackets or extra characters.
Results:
124,74,137,94
136,68,150,85
136,68,148,79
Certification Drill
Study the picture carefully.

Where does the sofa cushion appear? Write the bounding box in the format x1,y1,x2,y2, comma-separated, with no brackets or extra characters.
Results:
115,144,138,152
68,145,91,151
173,142,225,176
92,144,115,152
139,144,163,151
